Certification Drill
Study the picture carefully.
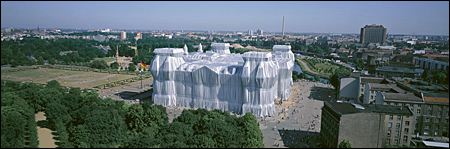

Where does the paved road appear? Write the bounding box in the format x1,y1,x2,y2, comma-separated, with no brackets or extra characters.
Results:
261,79,335,148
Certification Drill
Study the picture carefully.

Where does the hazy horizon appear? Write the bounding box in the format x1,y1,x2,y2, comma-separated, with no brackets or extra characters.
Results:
1,1,449,36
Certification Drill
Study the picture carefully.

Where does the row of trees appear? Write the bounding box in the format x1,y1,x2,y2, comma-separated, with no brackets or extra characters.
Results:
421,69,449,85
1,38,107,66
1,79,265,148
1,81,43,148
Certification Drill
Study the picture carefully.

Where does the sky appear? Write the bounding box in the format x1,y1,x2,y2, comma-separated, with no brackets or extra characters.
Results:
1,1,449,35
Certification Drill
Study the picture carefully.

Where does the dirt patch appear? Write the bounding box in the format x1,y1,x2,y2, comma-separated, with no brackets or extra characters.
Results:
35,112,57,148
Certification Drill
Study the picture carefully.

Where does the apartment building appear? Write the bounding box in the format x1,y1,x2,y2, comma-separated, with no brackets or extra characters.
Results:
320,102,413,148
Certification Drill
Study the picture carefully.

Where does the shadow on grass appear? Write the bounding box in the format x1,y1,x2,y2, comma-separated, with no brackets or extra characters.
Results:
277,129,320,148
53,136,60,141
36,120,57,131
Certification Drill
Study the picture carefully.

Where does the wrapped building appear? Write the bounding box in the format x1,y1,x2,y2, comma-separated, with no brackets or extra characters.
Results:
150,43,294,116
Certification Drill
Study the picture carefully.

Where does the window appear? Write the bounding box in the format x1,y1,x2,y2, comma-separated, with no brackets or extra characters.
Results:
386,139,390,144
395,131,399,136
405,128,409,133
418,104,421,108
436,126,439,130
425,125,430,129
405,103,410,107
371,95,374,99
405,121,410,126
427,110,432,115
444,126,448,130
424,131,430,135
390,102,395,106
435,131,438,135
403,136,408,142
438,111,442,116
390,115,394,120
394,139,398,145
398,116,402,121
437,118,440,123
396,123,400,128
387,130,391,136
388,122,392,128
417,109,421,114
428,105,432,109
424,118,430,122
398,103,403,106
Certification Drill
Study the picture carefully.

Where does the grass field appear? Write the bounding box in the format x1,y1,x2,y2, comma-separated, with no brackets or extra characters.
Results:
301,58,351,77
91,57,116,63
1,67,137,89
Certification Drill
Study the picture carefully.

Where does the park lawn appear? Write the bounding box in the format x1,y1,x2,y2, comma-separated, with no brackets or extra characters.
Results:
302,58,351,77
1,68,138,89
91,57,116,63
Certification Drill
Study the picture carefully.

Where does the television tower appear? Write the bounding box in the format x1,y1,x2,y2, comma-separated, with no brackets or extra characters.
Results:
282,16,285,38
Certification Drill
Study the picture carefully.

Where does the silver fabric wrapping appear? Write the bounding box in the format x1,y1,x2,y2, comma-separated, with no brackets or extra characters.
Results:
150,44,294,117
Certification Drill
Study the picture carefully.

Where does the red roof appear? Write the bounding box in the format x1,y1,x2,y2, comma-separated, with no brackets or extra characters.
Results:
423,54,449,58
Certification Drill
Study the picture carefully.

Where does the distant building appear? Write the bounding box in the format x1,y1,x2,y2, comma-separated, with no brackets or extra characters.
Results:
135,32,142,40
248,29,253,36
375,83,449,138
101,29,110,33
320,102,414,148
415,57,449,71
121,31,126,40
413,50,426,55
378,46,396,50
375,66,424,78
257,29,263,36
360,24,387,44
339,74,388,103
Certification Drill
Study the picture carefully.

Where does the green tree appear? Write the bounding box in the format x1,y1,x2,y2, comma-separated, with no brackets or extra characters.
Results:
239,113,264,148
422,69,430,81
91,59,108,69
338,139,352,148
10,59,19,67
128,63,136,72
49,58,56,65
1,106,26,148
110,62,119,69
330,73,340,92
314,75,321,82
292,71,299,82
37,56,45,65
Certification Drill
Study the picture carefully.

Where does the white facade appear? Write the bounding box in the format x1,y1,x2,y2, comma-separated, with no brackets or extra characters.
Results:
413,50,426,55
150,44,294,117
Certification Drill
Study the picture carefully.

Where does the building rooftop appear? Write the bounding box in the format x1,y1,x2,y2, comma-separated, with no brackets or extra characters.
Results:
361,77,386,84
375,66,424,74
325,102,413,116
423,92,449,104
382,92,424,102
368,83,405,93
422,54,449,58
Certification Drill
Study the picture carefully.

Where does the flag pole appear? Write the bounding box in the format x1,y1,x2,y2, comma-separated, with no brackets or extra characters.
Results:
140,62,143,89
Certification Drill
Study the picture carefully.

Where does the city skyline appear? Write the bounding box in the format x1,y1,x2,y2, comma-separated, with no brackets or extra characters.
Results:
1,1,449,36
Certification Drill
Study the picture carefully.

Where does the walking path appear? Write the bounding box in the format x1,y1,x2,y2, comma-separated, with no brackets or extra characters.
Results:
297,59,321,76
261,79,334,148
35,112,57,148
